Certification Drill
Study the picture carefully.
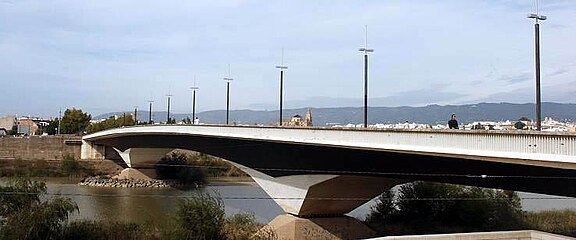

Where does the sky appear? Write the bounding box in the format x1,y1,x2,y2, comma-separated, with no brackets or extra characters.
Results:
1,0,575,118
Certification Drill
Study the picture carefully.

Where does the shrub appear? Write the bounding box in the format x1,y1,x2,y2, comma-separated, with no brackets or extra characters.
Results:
60,220,145,240
164,192,276,240
61,154,81,176
224,212,277,240
167,192,226,239
366,182,525,235
156,152,206,185
0,178,78,240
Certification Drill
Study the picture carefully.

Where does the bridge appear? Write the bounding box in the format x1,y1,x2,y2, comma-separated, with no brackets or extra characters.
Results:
81,125,576,217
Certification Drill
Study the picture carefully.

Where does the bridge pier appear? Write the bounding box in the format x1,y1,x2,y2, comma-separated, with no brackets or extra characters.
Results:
231,162,407,217
80,140,106,160
113,147,174,178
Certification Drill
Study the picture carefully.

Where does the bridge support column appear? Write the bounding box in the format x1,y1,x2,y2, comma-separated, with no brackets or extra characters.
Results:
231,163,407,217
81,140,106,160
114,148,174,178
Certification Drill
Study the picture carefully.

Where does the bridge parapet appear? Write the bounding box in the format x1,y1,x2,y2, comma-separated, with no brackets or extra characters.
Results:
83,125,576,169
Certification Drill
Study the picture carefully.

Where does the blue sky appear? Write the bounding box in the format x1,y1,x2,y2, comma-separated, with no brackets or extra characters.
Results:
1,0,575,117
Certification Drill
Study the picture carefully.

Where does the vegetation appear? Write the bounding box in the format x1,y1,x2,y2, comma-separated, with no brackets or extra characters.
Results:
0,178,275,239
60,108,91,135
60,221,146,240
44,119,60,135
162,192,276,240
87,114,134,134
188,152,247,178
156,152,248,185
366,182,525,235
0,178,78,240
524,210,576,237
366,182,576,237
0,155,96,178
156,152,206,185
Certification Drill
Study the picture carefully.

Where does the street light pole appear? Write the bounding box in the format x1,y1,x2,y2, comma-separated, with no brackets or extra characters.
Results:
358,25,374,128
223,64,233,125
57,108,62,135
133,106,138,125
528,1,546,131
148,100,154,124
276,49,288,126
166,94,172,124
190,77,199,125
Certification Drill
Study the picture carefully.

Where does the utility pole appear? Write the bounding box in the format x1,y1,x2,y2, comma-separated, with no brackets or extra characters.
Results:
358,25,374,128
276,48,288,126
528,0,546,131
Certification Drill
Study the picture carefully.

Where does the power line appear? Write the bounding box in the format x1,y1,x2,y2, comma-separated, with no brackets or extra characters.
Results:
0,191,574,201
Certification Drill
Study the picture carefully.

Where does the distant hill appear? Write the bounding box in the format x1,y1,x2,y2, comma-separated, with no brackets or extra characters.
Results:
93,102,576,126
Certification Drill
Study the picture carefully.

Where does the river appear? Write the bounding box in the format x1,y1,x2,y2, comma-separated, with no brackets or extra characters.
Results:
3,178,576,224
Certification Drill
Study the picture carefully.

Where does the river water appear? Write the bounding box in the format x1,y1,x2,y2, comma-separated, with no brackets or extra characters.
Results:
3,178,576,224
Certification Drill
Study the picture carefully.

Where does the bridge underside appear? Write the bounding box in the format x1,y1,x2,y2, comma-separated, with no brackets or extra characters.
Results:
87,134,576,216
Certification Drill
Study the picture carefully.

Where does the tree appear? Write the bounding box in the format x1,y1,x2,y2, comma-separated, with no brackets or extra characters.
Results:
60,109,91,134
514,121,526,130
0,178,78,239
45,119,60,135
156,152,205,185
366,182,525,235
519,116,531,122
86,115,134,134
8,125,18,135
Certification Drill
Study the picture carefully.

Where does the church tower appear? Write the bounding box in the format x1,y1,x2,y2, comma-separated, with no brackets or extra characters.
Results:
305,109,313,127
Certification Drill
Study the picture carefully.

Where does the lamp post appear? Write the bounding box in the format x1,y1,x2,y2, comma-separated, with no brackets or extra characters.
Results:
57,108,62,135
224,65,233,125
276,49,288,126
528,0,546,131
166,94,172,124
148,100,154,124
133,106,138,125
190,77,199,125
358,25,374,128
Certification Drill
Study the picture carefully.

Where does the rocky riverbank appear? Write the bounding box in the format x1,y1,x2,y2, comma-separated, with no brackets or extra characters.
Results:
79,176,195,188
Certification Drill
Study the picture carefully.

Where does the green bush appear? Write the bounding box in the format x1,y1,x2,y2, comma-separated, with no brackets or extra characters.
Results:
60,220,145,240
366,182,525,235
171,192,226,239
61,154,81,176
0,178,78,240
162,192,276,240
156,152,206,185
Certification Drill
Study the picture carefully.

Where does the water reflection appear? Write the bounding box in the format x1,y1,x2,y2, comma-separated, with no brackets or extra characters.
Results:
3,178,574,225
46,181,284,224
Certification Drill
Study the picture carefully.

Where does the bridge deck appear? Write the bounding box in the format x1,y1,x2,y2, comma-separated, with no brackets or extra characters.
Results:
83,125,576,170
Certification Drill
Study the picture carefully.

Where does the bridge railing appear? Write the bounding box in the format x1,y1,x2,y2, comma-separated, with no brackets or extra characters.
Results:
83,125,576,164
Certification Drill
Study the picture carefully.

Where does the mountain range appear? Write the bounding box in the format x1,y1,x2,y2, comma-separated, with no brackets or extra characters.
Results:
93,102,576,126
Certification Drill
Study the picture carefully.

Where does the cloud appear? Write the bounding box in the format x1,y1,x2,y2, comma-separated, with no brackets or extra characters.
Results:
497,73,531,84
477,80,576,104
1,0,576,117
546,67,569,77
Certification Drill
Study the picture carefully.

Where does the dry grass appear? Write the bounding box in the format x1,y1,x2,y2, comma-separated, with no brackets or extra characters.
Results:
525,210,576,237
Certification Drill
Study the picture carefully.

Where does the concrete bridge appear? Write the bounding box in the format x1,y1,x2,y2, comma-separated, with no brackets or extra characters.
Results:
81,125,576,217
